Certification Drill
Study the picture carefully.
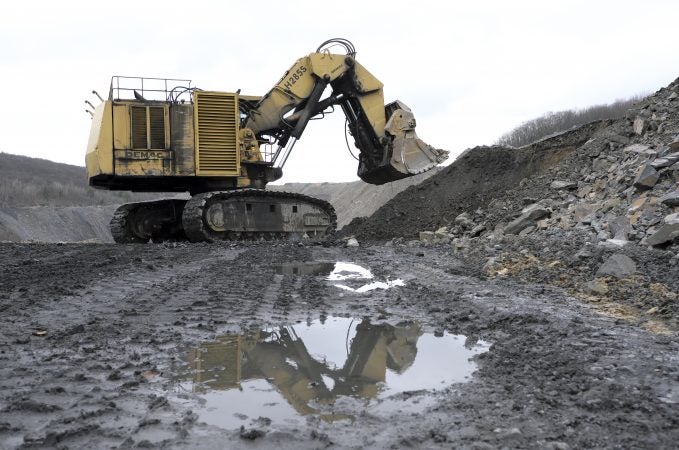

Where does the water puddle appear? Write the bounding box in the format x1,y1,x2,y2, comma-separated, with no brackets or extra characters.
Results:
169,317,489,429
275,261,405,293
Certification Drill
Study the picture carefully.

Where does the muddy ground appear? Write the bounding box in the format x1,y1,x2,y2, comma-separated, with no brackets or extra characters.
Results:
1,241,677,449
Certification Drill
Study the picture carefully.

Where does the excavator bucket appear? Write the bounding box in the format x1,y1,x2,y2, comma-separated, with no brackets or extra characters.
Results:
358,101,448,185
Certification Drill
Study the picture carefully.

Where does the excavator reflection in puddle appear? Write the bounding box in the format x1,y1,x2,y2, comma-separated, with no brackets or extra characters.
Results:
180,319,422,422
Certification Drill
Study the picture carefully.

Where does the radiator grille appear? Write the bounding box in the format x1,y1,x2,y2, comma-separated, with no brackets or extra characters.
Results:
131,106,166,149
194,91,240,175
149,107,165,149
131,106,147,149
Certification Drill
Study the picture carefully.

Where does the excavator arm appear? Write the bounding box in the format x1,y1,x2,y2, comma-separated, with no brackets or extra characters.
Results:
244,39,448,185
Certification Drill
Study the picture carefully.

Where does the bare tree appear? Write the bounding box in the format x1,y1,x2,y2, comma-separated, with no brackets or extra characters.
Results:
496,95,648,148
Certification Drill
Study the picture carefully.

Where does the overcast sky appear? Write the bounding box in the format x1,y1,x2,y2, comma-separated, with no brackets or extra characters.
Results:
2,0,678,183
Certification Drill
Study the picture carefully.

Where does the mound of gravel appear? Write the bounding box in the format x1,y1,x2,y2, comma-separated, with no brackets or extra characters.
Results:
342,120,611,240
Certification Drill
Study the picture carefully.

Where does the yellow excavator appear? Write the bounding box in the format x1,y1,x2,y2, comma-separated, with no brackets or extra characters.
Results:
85,39,448,242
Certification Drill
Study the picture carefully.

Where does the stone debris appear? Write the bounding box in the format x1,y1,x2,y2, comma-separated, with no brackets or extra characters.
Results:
633,117,647,135
596,254,636,279
345,237,360,247
644,224,679,247
660,190,679,206
550,180,577,190
504,204,551,235
633,163,659,189
585,279,609,295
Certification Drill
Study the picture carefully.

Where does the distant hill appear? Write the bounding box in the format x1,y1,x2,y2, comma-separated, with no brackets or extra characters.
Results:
0,152,155,207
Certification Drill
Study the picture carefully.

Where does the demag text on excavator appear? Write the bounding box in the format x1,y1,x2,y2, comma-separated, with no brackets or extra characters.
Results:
85,39,448,242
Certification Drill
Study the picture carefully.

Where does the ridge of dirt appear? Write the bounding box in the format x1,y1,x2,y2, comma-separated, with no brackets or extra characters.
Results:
342,120,612,240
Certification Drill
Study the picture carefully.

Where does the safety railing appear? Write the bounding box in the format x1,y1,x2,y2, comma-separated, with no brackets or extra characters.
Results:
109,76,195,103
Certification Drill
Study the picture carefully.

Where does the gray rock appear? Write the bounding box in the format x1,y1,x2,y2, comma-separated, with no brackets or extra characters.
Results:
662,151,679,162
603,239,630,248
608,216,632,240
651,158,674,169
609,134,630,145
545,442,570,450
660,190,679,207
518,225,535,236
644,224,679,246
504,205,551,235
550,180,577,190
418,231,435,243
454,212,474,229
575,246,594,260
469,223,486,237
482,257,497,273
346,237,360,247
623,143,656,156
666,213,679,225
596,230,611,241
633,117,648,135
669,140,679,152
434,226,449,238
574,204,600,223
669,92,678,101
585,279,609,295
592,158,612,172
633,163,659,189
596,254,636,279
452,237,470,251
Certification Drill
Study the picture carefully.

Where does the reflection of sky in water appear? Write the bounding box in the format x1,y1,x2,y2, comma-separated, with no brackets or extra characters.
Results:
385,333,490,392
174,317,490,430
293,317,359,370
327,262,405,293
179,379,301,429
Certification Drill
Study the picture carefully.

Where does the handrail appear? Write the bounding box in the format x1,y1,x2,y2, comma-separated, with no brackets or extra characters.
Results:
109,75,195,102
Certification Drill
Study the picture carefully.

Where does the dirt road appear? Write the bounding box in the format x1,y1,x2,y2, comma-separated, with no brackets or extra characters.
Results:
1,242,677,449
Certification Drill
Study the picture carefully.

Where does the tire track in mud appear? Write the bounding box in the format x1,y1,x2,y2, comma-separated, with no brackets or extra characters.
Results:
2,243,678,449
111,244,323,336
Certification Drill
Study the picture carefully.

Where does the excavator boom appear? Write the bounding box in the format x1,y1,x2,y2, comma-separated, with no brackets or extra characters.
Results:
243,40,448,184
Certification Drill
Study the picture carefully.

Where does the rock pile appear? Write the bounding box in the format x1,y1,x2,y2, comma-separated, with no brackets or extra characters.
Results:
344,76,679,325
413,77,679,251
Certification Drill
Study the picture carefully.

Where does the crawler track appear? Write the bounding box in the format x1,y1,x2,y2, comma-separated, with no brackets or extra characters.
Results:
181,189,337,242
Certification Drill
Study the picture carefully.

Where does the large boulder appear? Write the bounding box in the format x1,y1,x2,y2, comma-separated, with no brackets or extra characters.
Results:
660,190,679,207
633,117,648,135
596,254,636,279
645,224,679,247
550,180,577,190
633,163,660,189
504,205,551,235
